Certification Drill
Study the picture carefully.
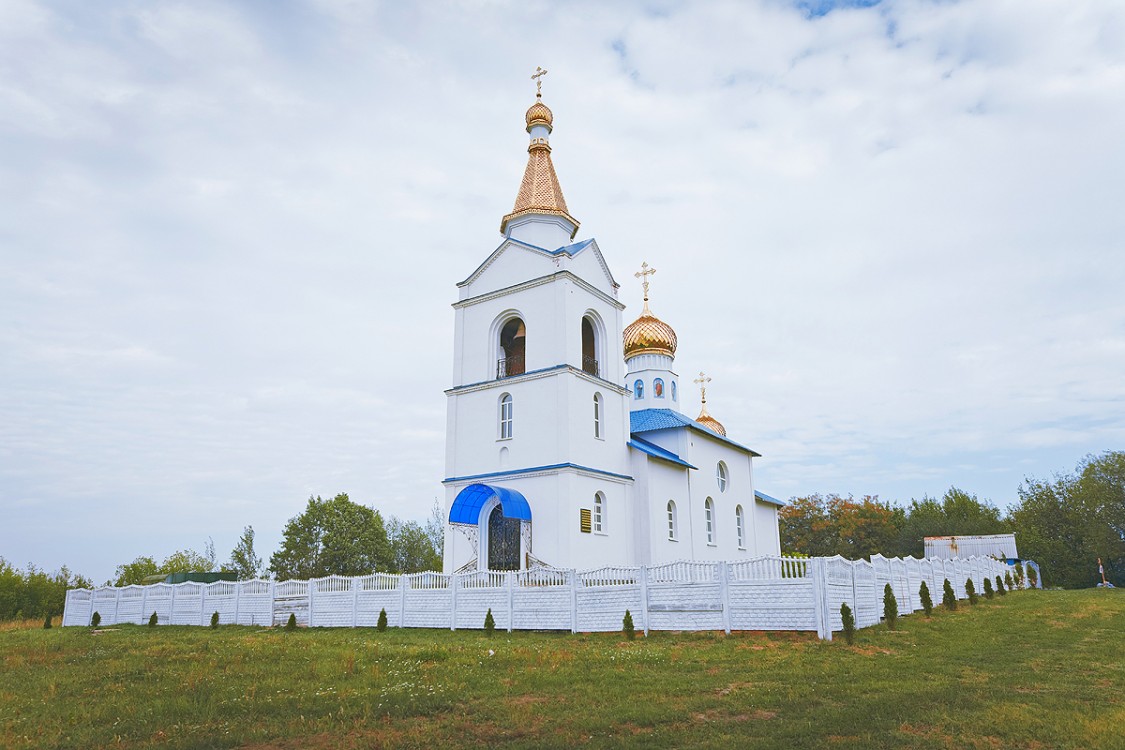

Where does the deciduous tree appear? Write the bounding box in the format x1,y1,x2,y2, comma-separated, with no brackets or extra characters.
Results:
269,494,391,580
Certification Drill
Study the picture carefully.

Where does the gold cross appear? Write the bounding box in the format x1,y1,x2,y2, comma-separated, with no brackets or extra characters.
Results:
634,261,656,304
531,66,548,96
694,372,711,403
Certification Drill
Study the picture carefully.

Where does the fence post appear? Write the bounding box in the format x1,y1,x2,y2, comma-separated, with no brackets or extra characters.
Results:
810,558,831,641
639,564,650,637
718,561,732,635
352,576,359,628
569,569,578,634
399,574,408,627
507,571,515,633
269,580,277,627
168,584,177,626
200,584,208,626
450,573,458,631
308,579,315,628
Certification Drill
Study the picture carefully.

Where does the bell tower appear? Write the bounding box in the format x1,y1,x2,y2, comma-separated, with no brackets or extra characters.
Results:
442,71,635,573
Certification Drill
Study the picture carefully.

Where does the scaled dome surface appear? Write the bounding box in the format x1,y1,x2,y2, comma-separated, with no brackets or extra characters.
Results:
623,312,678,359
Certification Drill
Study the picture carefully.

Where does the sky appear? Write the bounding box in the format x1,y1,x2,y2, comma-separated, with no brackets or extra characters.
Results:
2,0,1123,584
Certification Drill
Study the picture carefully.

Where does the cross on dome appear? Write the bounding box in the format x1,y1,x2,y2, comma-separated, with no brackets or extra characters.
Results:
635,261,656,312
694,372,726,436
694,372,711,403
531,66,548,96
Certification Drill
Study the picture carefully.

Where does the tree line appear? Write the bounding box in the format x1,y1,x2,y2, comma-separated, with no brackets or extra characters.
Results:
780,452,1124,589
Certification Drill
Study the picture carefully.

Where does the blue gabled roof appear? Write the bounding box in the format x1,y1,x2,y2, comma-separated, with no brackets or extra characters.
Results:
628,436,697,470
630,408,761,457
755,490,785,507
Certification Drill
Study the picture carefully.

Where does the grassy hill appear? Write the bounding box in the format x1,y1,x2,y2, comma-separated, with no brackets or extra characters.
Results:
2,589,1121,749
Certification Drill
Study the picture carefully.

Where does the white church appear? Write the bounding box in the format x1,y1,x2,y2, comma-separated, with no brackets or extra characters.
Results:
442,78,783,574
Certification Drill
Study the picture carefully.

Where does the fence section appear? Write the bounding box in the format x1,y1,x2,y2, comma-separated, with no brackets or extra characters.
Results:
62,555,1018,639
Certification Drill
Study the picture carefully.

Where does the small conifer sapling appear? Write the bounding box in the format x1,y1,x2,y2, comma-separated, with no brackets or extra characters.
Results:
285,613,297,631
1005,571,1014,591
1014,562,1025,588
965,577,977,605
91,611,101,628
840,602,856,645
919,581,933,617
149,611,158,627
43,612,52,629
484,608,496,636
377,608,388,632
623,609,635,641
211,611,220,628
983,577,994,599
1028,566,1038,588
942,579,957,611
883,584,898,630
996,575,1006,595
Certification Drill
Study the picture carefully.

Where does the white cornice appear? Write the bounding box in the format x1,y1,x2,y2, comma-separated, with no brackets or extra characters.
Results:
453,270,625,311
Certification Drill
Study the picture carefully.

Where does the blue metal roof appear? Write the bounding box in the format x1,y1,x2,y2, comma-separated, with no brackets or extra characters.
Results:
628,436,697,469
754,490,785,506
449,483,532,525
630,408,761,456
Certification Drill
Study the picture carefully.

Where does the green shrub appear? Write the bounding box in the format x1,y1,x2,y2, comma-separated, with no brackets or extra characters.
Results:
484,608,495,636
1014,562,1025,588
840,602,856,645
623,609,635,641
883,584,898,630
43,612,52,629
996,575,1006,595
285,613,297,631
1005,571,1014,591
149,611,158,627
919,581,933,617
377,608,388,632
91,611,101,628
210,611,220,628
942,580,957,611
1028,565,1038,588
966,578,978,605
983,577,994,599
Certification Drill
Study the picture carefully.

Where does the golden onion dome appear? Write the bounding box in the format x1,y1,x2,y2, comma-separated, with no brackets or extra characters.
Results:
695,408,727,437
525,95,554,131
623,307,678,359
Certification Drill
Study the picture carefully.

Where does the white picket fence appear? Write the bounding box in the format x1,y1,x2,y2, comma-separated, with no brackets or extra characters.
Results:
62,554,1020,640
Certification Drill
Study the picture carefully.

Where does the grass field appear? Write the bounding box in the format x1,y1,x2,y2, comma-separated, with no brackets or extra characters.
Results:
2,589,1122,749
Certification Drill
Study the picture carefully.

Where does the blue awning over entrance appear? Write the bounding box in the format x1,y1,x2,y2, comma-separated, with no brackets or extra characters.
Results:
449,483,532,525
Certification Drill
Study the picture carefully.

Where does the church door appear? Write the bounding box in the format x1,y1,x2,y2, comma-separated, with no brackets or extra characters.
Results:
487,505,521,570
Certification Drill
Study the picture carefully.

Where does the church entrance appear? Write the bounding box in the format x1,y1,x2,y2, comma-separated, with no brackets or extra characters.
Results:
487,504,521,570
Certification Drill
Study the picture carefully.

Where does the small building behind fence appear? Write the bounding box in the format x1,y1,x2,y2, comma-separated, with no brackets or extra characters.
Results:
925,534,1018,561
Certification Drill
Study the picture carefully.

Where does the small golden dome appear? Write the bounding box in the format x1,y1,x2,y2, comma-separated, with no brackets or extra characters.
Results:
623,309,678,359
525,95,554,130
696,410,727,437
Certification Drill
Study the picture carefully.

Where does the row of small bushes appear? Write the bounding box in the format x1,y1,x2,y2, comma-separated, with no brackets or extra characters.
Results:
840,568,1028,645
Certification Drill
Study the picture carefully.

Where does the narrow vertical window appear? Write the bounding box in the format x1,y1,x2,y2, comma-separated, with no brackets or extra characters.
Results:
671,381,677,401
593,492,605,533
667,500,677,540
593,393,603,438
499,394,513,439
705,497,715,544
654,378,664,398
716,462,728,493
736,505,745,549
634,379,644,399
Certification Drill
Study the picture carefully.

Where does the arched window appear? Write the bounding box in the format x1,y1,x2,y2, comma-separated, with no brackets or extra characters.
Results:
666,500,677,540
498,317,526,377
671,381,677,401
705,497,715,544
499,393,513,439
581,317,599,376
593,393,603,438
654,378,665,398
634,379,644,399
593,492,605,533
736,505,746,549
716,462,728,493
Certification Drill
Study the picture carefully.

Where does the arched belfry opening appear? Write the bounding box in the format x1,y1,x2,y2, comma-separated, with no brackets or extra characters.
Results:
498,318,526,377
581,316,598,376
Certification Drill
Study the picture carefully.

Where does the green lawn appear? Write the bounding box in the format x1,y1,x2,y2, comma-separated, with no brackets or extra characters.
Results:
2,589,1122,749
